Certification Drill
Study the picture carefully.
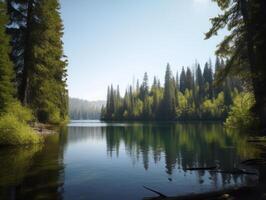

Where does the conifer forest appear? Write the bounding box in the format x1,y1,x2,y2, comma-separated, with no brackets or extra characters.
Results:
1,0,266,200
101,60,242,121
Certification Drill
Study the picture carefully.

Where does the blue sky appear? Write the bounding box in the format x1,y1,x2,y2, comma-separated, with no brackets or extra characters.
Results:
61,0,224,100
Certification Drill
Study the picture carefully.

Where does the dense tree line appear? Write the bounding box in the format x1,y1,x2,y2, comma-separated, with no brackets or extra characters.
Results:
69,98,105,120
0,0,67,124
101,59,242,121
206,0,266,130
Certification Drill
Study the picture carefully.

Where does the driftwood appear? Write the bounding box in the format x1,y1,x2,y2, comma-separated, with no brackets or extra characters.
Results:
143,186,167,199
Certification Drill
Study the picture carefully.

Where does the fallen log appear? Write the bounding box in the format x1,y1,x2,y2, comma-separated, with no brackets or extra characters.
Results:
143,186,167,199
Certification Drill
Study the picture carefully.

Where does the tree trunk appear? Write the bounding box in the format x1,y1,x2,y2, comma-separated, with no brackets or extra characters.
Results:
19,0,33,105
239,0,266,130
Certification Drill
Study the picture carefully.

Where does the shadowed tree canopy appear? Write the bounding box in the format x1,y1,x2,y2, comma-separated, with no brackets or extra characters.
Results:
206,0,266,130
6,0,68,123
0,1,15,113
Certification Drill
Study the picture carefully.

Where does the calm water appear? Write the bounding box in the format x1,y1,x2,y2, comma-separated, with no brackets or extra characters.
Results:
0,121,260,200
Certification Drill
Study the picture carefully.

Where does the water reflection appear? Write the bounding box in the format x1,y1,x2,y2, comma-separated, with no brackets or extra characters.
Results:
70,123,258,173
0,122,260,200
0,130,67,200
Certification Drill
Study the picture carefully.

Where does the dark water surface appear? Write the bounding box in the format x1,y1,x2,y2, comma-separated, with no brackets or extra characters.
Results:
0,121,259,200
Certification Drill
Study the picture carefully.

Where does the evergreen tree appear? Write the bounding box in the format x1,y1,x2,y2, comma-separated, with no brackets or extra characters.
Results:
203,62,214,99
175,70,179,106
179,67,186,93
6,0,34,104
223,79,233,107
185,67,193,91
6,0,68,123
162,63,176,120
109,85,115,117
0,1,15,113
195,64,204,104
140,72,149,101
206,0,266,129
214,57,223,97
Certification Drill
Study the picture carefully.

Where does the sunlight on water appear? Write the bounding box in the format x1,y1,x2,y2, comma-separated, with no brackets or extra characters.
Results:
0,121,259,200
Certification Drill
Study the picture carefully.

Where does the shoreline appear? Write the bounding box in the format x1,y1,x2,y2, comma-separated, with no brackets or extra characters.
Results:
31,123,56,135
144,186,263,200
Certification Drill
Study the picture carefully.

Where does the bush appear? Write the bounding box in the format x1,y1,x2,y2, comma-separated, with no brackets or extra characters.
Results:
0,114,42,146
5,101,34,123
225,92,258,129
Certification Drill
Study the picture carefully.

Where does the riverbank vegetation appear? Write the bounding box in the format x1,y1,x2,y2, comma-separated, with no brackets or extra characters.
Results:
0,0,67,145
205,0,266,131
101,59,243,121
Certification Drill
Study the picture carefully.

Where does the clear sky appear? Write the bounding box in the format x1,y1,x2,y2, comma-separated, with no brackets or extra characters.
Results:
61,0,224,101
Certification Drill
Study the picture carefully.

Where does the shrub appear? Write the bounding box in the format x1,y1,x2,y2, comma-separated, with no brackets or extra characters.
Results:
36,102,61,124
5,101,34,123
225,92,258,129
0,114,42,146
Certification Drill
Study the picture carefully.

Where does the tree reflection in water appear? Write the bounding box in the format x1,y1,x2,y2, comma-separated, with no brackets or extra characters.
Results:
0,128,67,200
0,122,260,200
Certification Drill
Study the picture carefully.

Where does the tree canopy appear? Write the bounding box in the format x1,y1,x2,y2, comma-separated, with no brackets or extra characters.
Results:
102,60,242,121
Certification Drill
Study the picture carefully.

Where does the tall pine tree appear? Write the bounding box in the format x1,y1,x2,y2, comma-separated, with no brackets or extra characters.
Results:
162,64,176,120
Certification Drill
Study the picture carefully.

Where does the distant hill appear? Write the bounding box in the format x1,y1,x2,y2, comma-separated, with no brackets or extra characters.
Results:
69,97,105,120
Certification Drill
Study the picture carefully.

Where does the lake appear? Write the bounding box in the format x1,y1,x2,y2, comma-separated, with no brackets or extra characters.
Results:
0,121,259,200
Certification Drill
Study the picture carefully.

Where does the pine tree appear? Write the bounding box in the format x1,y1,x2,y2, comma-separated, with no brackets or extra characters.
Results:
185,67,193,91
109,85,115,117
0,1,15,113
162,63,176,120
140,72,149,101
27,0,68,122
223,79,233,107
175,70,179,106
203,62,214,99
195,64,204,104
6,0,68,123
214,57,223,97
180,67,186,93
206,0,266,128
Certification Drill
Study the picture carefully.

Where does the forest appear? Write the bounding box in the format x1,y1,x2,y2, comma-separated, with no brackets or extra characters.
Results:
101,59,243,122
1,0,266,199
101,0,266,132
0,0,67,145
69,98,104,120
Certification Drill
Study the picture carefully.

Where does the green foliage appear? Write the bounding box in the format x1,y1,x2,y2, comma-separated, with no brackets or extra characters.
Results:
29,0,68,123
225,92,257,129
0,114,42,146
102,61,241,121
0,1,15,113
7,0,68,124
5,101,34,123
162,64,176,120
206,0,266,129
